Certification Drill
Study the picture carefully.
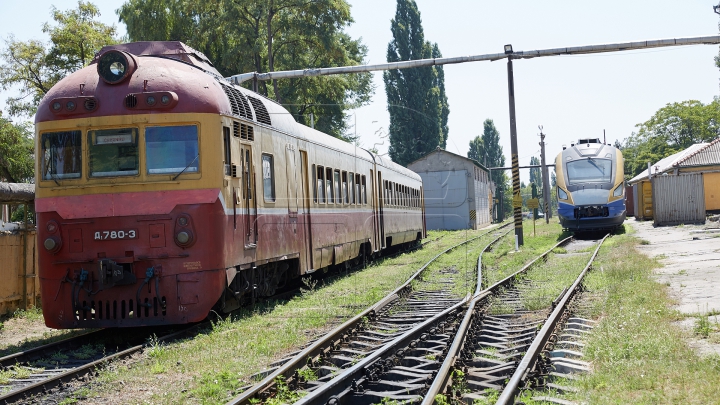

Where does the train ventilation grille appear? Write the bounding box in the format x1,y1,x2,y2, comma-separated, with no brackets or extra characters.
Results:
248,96,272,126
220,82,253,120
233,121,254,141
84,98,98,111
75,297,167,321
124,94,138,108
232,164,238,178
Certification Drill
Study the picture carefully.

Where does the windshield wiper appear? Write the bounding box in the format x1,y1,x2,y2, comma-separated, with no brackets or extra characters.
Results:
43,159,60,186
172,154,200,181
587,157,604,174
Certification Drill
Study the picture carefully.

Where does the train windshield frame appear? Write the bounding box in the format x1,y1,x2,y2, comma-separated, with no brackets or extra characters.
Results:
145,125,200,175
566,158,613,184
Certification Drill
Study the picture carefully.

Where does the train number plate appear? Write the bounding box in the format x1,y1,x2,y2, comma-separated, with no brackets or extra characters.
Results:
94,229,137,240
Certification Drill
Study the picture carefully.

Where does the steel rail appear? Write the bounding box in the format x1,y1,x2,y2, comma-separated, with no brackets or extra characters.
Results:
0,329,103,369
421,235,574,403
495,233,608,404
227,35,720,84
226,223,510,405
0,323,204,404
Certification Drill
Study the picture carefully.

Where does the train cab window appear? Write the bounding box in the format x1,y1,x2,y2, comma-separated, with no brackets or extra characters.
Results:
326,168,334,204
146,125,199,175
316,165,325,203
361,175,367,205
41,130,82,180
262,154,275,202
342,172,348,204
334,170,341,204
88,128,139,177
348,173,355,204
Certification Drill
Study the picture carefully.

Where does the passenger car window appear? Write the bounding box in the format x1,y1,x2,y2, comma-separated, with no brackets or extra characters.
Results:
88,128,139,177
146,125,199,174
262,154,275,202
41,130,82,180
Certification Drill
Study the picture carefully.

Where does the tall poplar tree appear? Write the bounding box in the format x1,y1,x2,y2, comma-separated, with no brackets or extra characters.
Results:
529,156,541,188
384,0,449,166
468,119,510,216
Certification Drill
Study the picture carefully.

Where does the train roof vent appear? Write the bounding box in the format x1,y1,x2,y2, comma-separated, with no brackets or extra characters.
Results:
577,138,601,144
247,96,272,126
220,83,252,121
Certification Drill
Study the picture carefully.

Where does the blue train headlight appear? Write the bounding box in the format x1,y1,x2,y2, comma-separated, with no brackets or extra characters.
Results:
613,185,623,197
557,187,568,200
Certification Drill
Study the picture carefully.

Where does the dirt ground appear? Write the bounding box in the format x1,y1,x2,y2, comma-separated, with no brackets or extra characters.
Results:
628,217,720,356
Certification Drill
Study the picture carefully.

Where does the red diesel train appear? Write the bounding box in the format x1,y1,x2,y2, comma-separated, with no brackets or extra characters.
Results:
35,41,426,328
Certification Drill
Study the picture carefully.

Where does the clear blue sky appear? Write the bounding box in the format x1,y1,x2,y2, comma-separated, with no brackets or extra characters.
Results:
2,1,719,182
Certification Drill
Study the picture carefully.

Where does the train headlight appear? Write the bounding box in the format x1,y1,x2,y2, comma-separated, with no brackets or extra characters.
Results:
97,50,136,85
613,185,623,197
557,187,568,200
44,236,61,253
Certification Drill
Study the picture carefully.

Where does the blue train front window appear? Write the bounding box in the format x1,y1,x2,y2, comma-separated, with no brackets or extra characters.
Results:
566,158,612,183
146,125,199,174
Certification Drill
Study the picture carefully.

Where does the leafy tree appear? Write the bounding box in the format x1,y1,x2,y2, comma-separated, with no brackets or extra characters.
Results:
0,1,118,117
384,0,449,166
0,114,34,183
529,156,541,189
468,119,510,217
117,0,373,140
620,99,720,178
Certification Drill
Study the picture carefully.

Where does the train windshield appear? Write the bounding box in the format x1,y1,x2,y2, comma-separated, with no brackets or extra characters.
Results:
41,131,82,180
566,158,612,183
88,128,139,177
145,125,199,174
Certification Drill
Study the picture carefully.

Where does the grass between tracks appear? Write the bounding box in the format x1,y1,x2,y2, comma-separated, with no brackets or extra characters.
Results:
80,226,505,405
517,225,720,404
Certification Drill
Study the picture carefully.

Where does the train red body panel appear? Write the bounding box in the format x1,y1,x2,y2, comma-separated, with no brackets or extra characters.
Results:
35,41,425,328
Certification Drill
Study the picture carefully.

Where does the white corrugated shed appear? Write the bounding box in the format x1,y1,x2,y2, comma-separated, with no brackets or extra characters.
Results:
407,148,492,231
628,143,709,184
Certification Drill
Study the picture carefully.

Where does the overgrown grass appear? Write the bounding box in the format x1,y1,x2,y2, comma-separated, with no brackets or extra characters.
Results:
483,221,570,288
553,230,720,404
87,227,504,404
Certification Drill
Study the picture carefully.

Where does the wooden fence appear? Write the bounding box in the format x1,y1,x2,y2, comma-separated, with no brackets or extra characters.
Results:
0,229,39,315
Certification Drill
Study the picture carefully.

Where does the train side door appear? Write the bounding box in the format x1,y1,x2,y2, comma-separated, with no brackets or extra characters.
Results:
298,150,312,272
241,145,257,247
284,144,303,266
376,170,386,249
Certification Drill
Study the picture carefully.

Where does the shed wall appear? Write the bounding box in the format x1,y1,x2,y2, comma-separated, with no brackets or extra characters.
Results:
653,173,705,226
702,172,720,211
420,170,470,230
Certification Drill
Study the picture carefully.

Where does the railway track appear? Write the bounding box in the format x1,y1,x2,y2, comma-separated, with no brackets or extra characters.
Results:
239,233,609,405
226,223,512,405
424,234,609,405
0,323,206,404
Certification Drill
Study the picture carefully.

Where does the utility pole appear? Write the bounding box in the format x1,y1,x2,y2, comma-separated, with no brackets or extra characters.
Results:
505,45,523,246
538,126,551,224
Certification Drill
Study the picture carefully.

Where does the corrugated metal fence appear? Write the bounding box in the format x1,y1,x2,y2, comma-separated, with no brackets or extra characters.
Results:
0,230,39,315
653,173,706,226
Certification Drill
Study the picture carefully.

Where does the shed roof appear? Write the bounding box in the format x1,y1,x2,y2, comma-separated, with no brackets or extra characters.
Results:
407,147,489,172
628,140,720,183
673,137,720,168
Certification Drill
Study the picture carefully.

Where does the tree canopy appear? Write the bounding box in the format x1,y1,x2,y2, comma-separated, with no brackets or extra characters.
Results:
0,114,34,183
117,0,373,140
620,99,720,179
529,156,541,189
0,1,119,117
468,119,510,217
383,0,449,166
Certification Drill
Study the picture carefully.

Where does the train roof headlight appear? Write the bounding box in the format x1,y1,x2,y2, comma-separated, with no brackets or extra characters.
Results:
97,50,136,85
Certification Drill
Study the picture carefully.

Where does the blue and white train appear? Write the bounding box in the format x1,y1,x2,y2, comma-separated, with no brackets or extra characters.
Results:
555,138,626,232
